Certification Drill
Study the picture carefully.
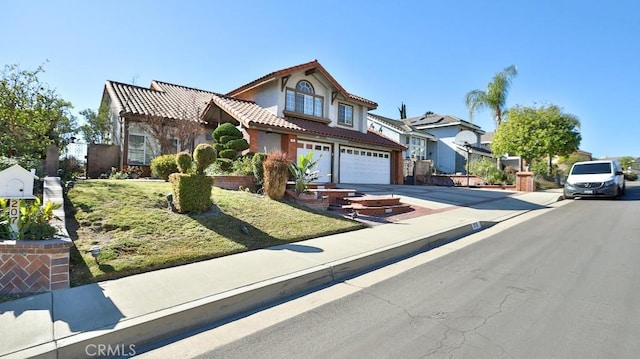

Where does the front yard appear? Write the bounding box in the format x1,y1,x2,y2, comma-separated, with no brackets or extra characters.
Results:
67,180,364,285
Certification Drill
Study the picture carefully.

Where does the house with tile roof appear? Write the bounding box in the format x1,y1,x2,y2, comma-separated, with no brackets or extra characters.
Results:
376,113,492,174
367,113,437,162
100,60,406,184
368,113,492,174
407,114,492,174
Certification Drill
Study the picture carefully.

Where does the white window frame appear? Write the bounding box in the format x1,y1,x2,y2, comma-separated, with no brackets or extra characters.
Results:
338,103,353,126
285,80,324,117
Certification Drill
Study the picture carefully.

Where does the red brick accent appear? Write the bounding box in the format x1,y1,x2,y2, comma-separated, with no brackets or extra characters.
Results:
515,172,536,192
0,238,72,294
246,128,260,153
392,151,403,184
280,134,298,162
212,175,256,191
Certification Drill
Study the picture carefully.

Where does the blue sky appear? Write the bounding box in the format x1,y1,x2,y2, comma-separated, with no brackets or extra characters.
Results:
3,0,638,158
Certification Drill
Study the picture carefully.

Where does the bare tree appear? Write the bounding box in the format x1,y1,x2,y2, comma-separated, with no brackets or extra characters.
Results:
137,93,208,155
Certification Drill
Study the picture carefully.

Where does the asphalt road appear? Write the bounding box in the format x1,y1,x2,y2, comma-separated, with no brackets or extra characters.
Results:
195,182,640,359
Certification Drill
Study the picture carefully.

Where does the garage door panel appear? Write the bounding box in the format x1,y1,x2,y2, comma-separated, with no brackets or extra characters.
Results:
339,146,390,184
297,141,332,183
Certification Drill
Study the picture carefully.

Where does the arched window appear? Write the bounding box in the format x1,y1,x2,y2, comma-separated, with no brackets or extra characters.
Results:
285,80,323,117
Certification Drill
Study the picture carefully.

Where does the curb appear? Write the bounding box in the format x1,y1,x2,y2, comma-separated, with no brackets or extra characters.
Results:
6,221,487,359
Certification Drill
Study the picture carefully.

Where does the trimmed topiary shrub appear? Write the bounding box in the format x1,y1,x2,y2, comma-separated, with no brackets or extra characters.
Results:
212,123,250,171
193,143,217,175
251,152,268,188
169,173,214,213
263,151,290,200
176,152,193,174
151,154,178,181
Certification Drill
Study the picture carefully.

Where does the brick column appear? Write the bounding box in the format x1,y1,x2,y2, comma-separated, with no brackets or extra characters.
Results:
515,172,536,192
246,128,260,153
280,134,298,162
0,238,73,294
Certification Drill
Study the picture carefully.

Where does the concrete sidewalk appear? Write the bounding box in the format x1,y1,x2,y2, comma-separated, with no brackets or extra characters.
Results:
0,188,564,359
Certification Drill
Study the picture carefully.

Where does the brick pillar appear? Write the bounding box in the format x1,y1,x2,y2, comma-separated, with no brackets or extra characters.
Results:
392,151,403,184
515,172,535,192
246,128,260,153
0,238,73,294
280,134,298,162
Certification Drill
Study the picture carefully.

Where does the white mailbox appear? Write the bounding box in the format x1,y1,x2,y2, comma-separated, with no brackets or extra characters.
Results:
1,165,38,237
0,164,38,199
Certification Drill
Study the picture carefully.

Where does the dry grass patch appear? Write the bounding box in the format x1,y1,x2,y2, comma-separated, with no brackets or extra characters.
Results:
68,179,364,285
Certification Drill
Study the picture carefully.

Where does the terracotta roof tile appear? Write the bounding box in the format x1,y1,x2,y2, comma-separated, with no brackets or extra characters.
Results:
105,80,219,121
106,79,402,151
285,118,406,150
226,60,378,109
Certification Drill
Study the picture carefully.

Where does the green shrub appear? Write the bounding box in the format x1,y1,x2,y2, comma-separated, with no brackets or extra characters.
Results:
218,149,237,160
624,172,638,181
226,138,250,152
213,143,225,152
151,154,178,181
14,198,60,240
176,152,193,174
0,155,45,177
219,135,234,144
213,123,243,141
109,167,129,180
211,123,249,169
251,153,268,188
231,155,254,176
468,158,503,184
168,173,214,213
193,144,217,175
0,199,13,239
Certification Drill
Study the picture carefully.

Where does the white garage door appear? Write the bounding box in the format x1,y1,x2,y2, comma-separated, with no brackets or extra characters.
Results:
296,140,333,183
339,146,391,184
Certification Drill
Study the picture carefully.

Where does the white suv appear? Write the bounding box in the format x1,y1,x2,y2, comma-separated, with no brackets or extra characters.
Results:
563,160,625,199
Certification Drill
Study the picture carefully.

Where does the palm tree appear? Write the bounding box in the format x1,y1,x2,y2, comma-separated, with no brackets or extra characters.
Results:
465,65,518,128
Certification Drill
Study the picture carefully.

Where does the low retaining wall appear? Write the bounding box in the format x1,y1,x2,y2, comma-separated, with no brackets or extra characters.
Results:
212,175,255,191
0,177,72,294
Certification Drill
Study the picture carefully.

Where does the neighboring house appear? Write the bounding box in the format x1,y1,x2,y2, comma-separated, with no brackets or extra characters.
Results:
481,132,521,170
367,113,437,161
101,60,406,184
404,114,490,174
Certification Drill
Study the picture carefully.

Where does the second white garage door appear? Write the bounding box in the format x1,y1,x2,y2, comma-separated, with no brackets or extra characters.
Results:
339,146,390,184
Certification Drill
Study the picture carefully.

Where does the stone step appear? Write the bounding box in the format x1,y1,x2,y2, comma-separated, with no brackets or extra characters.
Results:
344,195,402,207
340,203,412,216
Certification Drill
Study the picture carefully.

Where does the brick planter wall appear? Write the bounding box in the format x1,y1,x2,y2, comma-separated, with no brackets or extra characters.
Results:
212,175,256,191
0,238,72,294
285,190,330,211
516,172,536,192
0,177,72,294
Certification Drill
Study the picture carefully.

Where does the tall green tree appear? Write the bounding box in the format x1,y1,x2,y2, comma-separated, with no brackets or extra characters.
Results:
465,65,518,128
0,63,76,158
398,102,407,119
79,101,112,144
491,104,581,172
618,156,635,171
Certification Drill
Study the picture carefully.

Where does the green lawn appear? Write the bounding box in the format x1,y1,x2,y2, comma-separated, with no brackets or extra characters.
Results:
67,180,364,285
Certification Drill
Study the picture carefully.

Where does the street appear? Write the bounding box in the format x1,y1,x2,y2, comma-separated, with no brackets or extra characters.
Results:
190,183,640,358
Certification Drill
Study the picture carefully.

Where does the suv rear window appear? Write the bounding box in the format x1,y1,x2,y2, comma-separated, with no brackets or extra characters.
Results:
571,163,611,175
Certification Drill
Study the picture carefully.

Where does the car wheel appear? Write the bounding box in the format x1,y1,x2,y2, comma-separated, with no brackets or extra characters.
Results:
563,194,574,200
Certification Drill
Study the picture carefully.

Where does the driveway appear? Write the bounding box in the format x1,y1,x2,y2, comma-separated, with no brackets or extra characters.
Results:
338,183,557,223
